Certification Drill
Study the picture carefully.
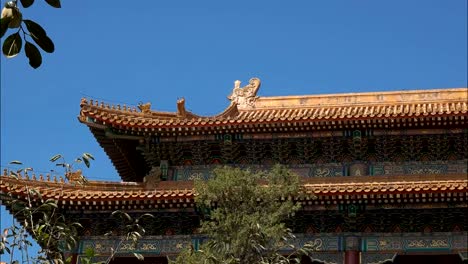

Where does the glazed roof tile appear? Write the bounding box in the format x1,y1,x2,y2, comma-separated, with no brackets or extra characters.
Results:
79,87,467,131
1,173,466,206
76,83,468,182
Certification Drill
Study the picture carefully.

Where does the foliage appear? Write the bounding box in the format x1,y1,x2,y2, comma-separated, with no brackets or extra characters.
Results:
102,211,155,264
0,153,150,263
1,0,60,68
0,155,85,263
2,160,314,263
171,165,315,264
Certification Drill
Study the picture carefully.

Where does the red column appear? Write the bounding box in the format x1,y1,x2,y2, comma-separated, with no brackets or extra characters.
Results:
69,253,78,264
344,236,360,264
344,250,360,264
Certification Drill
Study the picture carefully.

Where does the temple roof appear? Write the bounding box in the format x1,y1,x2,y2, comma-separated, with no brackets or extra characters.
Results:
79,80,467,134
1,171,466,211
77,80,467,181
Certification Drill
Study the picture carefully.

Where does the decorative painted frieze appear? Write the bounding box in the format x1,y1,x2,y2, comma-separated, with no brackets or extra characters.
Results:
76,232,468,258
171,160,467,181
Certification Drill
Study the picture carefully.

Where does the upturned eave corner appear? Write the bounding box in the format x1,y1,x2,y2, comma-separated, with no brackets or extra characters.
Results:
77,115,85,124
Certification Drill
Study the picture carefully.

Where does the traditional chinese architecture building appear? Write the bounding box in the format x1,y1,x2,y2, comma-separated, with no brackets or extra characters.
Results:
1,79,467,264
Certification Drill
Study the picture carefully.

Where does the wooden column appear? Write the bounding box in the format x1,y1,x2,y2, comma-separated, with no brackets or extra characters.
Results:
65,252,78,264
344,236,360,264
345,250,360,264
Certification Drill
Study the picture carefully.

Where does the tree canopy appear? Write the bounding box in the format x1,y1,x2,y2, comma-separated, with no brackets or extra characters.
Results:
172,165,313,264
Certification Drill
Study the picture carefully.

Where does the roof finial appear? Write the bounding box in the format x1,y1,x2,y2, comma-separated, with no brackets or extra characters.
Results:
228,77,261,108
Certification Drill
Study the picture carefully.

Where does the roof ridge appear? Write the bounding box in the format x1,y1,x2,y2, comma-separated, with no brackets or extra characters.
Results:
248,88,468,110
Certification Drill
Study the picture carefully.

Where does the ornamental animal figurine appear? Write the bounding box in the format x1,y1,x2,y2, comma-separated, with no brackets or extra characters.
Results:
138,102,152,113
228,77,261,107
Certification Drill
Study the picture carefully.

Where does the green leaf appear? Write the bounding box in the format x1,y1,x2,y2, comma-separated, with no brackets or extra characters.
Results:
49,154,62,162
112,210,132,222
45,0,61,8
45,199,58,208
140,213,155,219
20,0,35,8
31,30,55,53
0,18,10,38
84,247,95,258
133,252,144,261
37,224,46,234
82,156,90,168
2,32,22,58
23,19,55,53
4,246,11,254
23,20,46,36
11,201,25,211
9,160,23,165
71,222,83,229
83,153,95,160
65,256,73,264
34,190,43,200
53,258,64,264
25,41,42,68
28,188,41,198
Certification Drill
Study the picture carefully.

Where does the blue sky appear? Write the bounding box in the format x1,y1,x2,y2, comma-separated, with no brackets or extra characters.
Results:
0,0,467,260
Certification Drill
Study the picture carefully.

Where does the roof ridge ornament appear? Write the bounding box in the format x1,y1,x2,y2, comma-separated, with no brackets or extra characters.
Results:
138,102,152,113
228,77,261,108
144,166,161,189
177,98,187,117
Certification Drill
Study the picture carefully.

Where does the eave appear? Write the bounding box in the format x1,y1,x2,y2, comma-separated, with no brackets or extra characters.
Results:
1,172,466,212
77,86,468,181
79,88,468,136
